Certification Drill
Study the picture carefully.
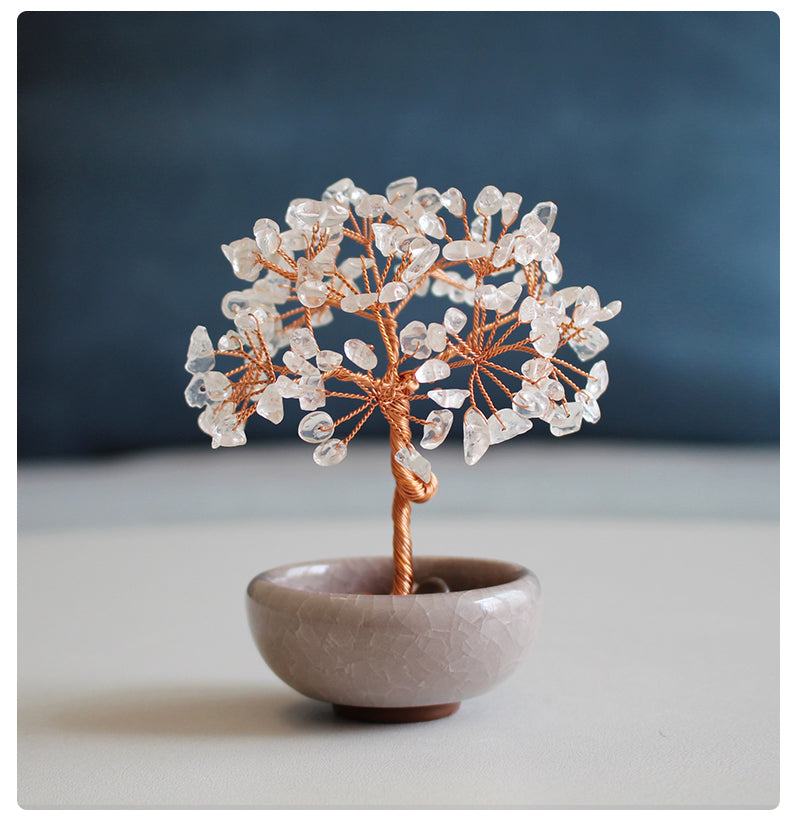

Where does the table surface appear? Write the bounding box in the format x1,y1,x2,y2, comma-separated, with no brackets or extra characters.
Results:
17,440,780,808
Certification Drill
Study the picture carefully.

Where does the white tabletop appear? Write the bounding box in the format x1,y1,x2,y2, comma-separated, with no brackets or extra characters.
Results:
17,441,779,808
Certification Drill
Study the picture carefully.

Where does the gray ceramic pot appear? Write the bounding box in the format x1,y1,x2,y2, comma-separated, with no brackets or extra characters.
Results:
246,556,541,722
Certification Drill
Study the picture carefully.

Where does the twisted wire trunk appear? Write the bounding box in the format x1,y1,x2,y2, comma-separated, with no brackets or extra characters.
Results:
387,392,438,595
380,318,438,595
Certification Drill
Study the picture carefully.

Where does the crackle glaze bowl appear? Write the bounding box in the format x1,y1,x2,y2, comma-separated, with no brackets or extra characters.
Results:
246,556,541,722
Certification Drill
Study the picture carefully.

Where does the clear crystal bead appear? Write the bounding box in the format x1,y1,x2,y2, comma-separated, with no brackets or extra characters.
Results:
568,326,609,362
386,176,418,208
443,307,468,335
488,408,532,444
286,198,319,229
344,338,378,370
355,194,388,218
533,201,558,231
297,279,328,308
370,223,395,256
580,394,601,423
512,387,552,420
256,383,284,424
518,296,538,324
289,328,319,358
197,404,215,435
298,375,326,411
550,401,583,436
348,186,367,206
539,378,565,401
313,438,348,466
521,357,551,382
275,374,302,398
185,325,215,373
463,408,490,465
212,428,247,449
378,282,409,303
253,273,291,305
426,322,447,353
495,282,522,315
402,239,440,283
394,444,432,483
442,240,492,261
420,409,454,450
221,291,249,319
411,187,442,212
399,321,431,358
596,299,622,321
427,388,470,408
340,292,378,313
253,218,280,256
492,233,516,268
585,360,609,398
217,330,245,352
475,284,499,310
513,235,544,266
440,187,465,216
552,286,581,308
501,193,523,225
415,359,451,384
234,305,271,334
205,401,237,437
473,185,503,216
322,177,355,205
542,256,563,284
298,411,335,443
204,371,231,402
221,238,262,281
471,214,489,242
184,373,210,408
282,350,318,376
316,350,343,372
418,211,445,239
530,319,560,357
573,286,602,328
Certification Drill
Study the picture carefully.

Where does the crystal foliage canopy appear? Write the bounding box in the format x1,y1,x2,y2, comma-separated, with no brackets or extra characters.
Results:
184,177,621,478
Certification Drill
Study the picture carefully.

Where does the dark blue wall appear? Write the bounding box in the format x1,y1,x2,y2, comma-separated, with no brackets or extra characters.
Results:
18,11,779,458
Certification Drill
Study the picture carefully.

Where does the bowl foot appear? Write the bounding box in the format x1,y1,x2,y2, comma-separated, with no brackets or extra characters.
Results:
332,701,460,723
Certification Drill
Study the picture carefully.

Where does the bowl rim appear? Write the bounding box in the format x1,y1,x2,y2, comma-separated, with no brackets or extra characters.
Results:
247,554,539,602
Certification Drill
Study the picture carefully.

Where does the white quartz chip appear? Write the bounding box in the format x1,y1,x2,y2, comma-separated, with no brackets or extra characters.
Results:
427,388,470,409
298,411,335,443
463,408,490,465
488,408,532,444
415,359,451,384
313,438,348,466
289,328,319,359
344,338,378,371
378,282,409,303
256,383,284,425
585,360,609,398
316,350,343,372
185,325,215,374
549,401,584,436
394,444,432,483
443,307,467,335
420,410,453,450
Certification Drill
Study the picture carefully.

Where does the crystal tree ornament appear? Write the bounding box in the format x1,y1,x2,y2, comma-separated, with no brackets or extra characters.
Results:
184,177,621,594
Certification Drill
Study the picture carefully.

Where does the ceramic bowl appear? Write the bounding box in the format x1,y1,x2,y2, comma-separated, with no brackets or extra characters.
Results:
246,556,541,721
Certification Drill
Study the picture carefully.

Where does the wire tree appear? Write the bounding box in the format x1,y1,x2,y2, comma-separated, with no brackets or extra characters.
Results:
184,177,621,594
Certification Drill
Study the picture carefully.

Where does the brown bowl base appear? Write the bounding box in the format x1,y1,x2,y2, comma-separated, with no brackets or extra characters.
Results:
332,701,460,723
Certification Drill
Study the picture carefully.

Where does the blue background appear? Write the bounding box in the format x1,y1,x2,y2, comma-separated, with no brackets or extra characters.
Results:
17,11,779,458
